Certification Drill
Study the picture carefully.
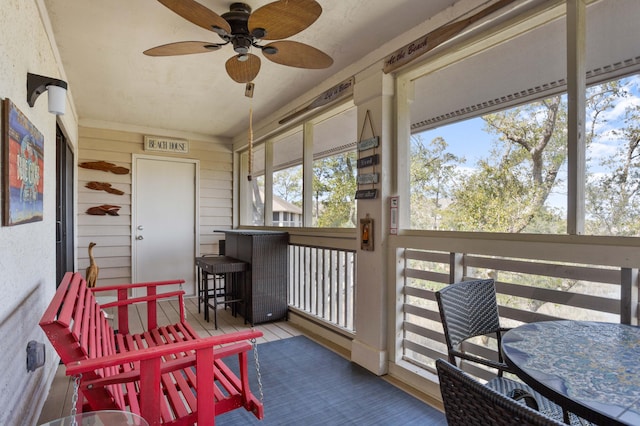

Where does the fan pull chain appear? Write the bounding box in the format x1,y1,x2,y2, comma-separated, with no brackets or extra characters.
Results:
245,82,254,181
248,105,253,181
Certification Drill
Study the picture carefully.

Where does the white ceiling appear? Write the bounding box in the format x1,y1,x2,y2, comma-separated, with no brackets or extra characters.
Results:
42,0,459,140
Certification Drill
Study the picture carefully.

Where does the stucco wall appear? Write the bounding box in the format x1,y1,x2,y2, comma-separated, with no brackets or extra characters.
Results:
0,1,78,424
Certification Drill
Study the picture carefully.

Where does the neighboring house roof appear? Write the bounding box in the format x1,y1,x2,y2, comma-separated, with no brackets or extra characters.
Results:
257,189,302,214
273,196,302,214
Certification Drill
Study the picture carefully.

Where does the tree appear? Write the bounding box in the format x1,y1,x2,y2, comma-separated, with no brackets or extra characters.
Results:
586,97,640,235
437,81,627,233
273,166,302,206
313,152,357,227
410,136,464,229
444,96,567,232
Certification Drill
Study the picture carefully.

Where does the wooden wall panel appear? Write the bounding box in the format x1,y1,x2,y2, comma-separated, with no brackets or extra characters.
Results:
78,126,232,286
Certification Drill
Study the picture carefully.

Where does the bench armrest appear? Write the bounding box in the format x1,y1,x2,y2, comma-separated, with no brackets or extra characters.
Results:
81,341,252,388
65,329,263,375
91,279,186,334
90,279,186,292
99,290,184,309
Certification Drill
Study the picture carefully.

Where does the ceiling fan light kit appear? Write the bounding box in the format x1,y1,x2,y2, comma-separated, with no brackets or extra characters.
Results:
145,0,333,84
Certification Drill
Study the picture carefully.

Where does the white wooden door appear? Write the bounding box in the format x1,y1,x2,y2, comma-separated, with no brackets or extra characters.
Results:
133,156,197,295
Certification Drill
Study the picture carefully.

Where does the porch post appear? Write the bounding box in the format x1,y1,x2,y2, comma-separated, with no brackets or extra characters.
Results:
566,0,586,234
351,69,394,375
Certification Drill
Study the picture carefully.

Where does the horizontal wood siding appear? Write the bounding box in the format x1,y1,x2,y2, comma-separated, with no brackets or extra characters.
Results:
77,127,232,286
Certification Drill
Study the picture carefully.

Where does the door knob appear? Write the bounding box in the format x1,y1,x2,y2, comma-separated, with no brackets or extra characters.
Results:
136,235,144,240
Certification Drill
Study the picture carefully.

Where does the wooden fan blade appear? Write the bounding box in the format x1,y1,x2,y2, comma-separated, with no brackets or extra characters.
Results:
144,41,220,56
263,41,332,69
157,0,231,34
225,54,261,83
249,0,322,40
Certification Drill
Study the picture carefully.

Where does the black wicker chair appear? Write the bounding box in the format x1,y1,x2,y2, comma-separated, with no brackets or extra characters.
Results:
435,279,591,425
435,278,511,375
436,358,565,426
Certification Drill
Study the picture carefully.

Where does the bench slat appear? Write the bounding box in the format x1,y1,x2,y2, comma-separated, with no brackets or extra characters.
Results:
152,325,196,421
57,273,83,328
40,273,73,324
79,289,92,358
70,282,87,342
117,333,141,416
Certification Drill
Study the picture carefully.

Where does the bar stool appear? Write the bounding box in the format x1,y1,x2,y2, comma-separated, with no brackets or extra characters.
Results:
207,270,244,329
196,240,225,314
195,255,247,329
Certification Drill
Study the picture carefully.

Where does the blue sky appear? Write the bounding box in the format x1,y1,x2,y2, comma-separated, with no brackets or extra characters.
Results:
410,75,640,212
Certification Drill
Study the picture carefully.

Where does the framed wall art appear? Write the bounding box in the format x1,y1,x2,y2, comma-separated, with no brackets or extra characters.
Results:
3,98,44,226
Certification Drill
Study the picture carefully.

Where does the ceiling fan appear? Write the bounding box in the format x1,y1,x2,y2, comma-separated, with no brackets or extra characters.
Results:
144,0,334,83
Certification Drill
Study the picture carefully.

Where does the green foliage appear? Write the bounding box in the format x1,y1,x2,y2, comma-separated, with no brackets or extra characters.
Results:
269,152,357,228
273,166,303,206
411,77,639,235
410,136,465,229
313,152,357,227
586,101,640,236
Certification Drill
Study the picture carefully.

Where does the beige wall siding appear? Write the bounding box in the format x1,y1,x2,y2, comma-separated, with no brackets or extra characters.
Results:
78,126,232,286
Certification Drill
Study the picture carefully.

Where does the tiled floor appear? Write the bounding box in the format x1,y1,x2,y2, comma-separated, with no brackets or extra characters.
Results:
37,296,302,424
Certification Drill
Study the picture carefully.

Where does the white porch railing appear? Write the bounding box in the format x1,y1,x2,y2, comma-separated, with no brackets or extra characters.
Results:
286,230,357,333
277,229,640,386
391,232,640,382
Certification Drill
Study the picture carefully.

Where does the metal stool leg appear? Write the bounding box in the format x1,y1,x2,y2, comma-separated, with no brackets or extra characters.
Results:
213,272,219,329
197,266,202,314
203,271,210,322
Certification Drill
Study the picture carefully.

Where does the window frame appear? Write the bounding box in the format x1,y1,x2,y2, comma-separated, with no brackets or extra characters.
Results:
238,100,356,228
395,0,640,236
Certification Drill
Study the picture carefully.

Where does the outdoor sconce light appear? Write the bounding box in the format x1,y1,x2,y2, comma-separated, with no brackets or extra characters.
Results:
27,72,68,115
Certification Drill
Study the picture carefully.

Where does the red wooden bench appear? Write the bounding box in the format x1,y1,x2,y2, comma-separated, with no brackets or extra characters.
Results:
40,271,264,425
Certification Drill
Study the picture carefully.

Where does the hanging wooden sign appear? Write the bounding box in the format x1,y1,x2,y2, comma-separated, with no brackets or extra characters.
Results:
383,0,516,73
355,110,379,201
358,136,379,151
355,189,378,200
357,173,379,185
279,76,355,124
357,154,379,169
144,136,189,153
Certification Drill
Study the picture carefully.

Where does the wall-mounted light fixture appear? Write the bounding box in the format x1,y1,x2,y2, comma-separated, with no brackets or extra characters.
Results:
27,72,68,115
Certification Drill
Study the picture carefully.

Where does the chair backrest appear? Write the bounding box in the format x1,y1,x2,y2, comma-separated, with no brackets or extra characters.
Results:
40,272,124,410
435,279,501,351
436,359,564,426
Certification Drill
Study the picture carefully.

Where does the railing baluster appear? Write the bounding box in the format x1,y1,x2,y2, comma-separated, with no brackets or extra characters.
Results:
288,243,356,333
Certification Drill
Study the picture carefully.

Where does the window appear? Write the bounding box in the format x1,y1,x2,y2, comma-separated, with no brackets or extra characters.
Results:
410,99,568,234
240,103,357,228
585,74,640,236
243,145,265,226
312,107,357,227
272,129,303,227
405,0,640,236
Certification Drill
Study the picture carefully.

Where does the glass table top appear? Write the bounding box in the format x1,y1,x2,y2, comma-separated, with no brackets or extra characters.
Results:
502,320,640,426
